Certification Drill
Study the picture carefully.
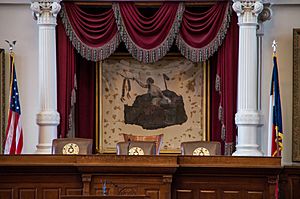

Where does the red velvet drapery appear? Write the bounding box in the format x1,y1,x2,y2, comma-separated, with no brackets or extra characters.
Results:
75,56,95,140
211,14,238,155
61,3,120,61
57,18,76,138
177,2,230,62
114,2,184,63
57,17,96,139
57,2,238,154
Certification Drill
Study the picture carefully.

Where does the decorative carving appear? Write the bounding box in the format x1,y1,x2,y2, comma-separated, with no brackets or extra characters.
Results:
267,176,277,184
128,147,144,155
193,147,210,156
31,0,61,24
259,6,272,22
235,111,262,125
36,111,60,125
118,187,137,195
232,1,263,21
81,174,92,196
232,1,243,16
62,143,80,154
163,175,173,184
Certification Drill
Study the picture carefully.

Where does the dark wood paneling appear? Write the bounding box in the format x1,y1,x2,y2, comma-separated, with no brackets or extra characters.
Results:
222,190,241,199
42,188,60,199
0,188,13,199
65,188,82,196
247,191,263,199
175,190,192,199
199,190,217,199
0,155,284,199
280,166,300,199
19,188,37,199
145,190,159,199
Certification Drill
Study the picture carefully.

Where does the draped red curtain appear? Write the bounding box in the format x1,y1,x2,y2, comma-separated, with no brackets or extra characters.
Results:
57,2,238,154
61,3,120,61
114,2,184,63
57,18,76,138
177,2,230,62
57,17,96,139
211,14,238,155
75,56,95,140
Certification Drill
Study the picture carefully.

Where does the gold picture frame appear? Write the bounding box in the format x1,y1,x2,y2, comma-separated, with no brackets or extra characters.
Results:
293,29,300,161
95,54,209,154
0,49,6,153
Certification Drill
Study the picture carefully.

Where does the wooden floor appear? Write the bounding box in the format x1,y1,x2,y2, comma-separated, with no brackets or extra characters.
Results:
0,155,291,199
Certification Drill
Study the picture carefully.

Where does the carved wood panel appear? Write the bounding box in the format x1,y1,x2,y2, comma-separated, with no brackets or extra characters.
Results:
173,175,269,199
0,174,82,199
0,189,13,199
90,174,171,199
19,188,37,199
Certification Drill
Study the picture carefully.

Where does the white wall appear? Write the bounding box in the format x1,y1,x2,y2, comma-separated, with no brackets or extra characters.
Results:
0,3,39,153
261,4,300,164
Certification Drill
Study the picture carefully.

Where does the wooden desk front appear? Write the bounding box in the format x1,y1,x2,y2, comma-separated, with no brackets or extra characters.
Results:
0,155,281,199
60,195,150,199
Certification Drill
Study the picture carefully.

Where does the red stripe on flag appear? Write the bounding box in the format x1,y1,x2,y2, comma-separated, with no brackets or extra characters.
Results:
271,125,277,157
4,107,23,154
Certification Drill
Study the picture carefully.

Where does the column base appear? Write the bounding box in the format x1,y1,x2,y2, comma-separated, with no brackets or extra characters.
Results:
35,143,52,154
232,144,263,156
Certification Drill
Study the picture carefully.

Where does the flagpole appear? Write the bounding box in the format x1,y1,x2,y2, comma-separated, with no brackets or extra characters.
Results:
4,40,23,154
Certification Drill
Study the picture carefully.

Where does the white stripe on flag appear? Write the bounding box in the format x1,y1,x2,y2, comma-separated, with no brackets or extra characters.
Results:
16,115,23,153
4,113,15,154
16,115,22,143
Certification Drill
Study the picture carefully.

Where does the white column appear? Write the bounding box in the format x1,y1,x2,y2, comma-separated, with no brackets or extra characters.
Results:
232,0,263,156
31,0,61,154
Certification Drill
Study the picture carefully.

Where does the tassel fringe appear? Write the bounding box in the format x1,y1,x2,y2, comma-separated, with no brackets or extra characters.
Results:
113,3,185,63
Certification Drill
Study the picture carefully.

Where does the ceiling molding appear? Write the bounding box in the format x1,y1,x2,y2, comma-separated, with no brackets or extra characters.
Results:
0,0,30,5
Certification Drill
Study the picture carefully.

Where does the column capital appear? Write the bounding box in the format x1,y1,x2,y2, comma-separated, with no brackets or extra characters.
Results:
30,0,61,25
232,0,263,24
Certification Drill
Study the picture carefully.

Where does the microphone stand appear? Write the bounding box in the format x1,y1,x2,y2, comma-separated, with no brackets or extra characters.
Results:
127,138,131,155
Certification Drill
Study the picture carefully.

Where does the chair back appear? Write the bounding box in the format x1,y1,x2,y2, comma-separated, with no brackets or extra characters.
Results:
116,141,156,155
122,133,163,155
52,138,93,155
181,141,221,156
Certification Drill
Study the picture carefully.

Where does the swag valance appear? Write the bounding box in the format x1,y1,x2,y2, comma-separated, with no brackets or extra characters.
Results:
60,2,230,63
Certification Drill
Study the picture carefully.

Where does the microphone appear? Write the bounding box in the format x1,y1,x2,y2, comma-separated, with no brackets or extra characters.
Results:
127,138,131,155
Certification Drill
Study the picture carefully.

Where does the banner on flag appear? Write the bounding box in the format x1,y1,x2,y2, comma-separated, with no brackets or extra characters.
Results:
268,53,283,157
4,52,23,154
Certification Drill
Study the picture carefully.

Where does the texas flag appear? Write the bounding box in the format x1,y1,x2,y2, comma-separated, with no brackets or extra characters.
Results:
268,55,283,157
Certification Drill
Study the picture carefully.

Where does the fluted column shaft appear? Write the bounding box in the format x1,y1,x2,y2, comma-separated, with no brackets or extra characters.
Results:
31,0,61,154
232,0,263,156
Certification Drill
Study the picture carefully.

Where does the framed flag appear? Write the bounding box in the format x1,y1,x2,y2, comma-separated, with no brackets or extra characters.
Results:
293,29,300,161
95,54,209,153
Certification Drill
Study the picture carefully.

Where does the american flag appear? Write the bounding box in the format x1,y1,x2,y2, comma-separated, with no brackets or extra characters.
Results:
4,53,23,154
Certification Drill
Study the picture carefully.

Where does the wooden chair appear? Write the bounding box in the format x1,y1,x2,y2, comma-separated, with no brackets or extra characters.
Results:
116,141,156,155
180,141,221,156
52,138,93,155
122,133,163,155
